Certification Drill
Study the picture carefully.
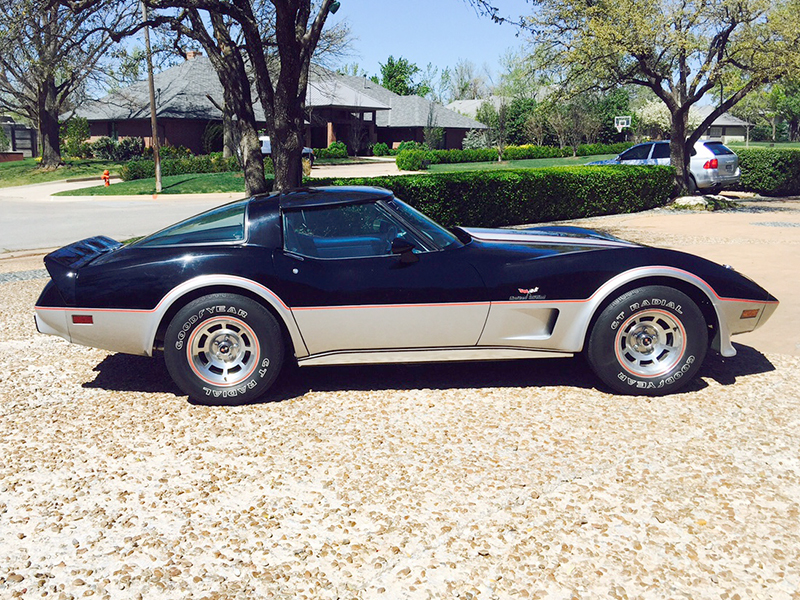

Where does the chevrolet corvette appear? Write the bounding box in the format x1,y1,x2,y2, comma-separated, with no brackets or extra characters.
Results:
35,186,778,404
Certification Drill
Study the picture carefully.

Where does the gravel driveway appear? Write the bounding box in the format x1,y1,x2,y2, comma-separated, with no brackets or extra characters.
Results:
1,198,799,599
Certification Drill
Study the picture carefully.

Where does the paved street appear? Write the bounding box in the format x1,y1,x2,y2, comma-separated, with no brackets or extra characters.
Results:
0,179,237,252
0,160,402,253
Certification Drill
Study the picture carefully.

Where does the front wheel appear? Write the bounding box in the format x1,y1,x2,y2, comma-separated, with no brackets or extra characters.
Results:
587,286,708,396
164,293,285,405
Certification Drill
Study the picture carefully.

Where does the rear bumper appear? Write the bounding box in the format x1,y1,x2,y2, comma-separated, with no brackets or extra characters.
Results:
34,306,155,356
695,167,741,189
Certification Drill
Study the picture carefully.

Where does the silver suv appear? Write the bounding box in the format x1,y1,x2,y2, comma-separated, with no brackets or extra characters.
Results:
588,141,740,192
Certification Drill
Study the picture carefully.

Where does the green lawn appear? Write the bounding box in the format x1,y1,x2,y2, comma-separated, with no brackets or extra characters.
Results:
0,158,126,188
56,171,250,196
726,141,800,149
427,154,617,173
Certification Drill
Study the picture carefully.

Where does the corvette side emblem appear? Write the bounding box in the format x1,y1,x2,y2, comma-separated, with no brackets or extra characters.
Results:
518,287,539,294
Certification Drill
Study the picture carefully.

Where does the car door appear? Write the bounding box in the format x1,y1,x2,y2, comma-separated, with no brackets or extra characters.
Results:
617,143,654,165
273,201,489,355
650,141,671,165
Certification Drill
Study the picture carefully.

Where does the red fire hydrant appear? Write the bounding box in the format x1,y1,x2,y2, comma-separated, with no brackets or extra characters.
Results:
102,170,110,186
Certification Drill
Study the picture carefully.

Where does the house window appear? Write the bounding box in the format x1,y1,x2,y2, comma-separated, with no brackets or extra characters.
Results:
709,126,723,138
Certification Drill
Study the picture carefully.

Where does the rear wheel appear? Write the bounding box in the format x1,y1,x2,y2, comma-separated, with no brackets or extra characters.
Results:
164,293,284,405
587,286,707,396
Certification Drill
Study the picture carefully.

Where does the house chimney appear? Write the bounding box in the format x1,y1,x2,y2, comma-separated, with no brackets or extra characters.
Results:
186,50,203,60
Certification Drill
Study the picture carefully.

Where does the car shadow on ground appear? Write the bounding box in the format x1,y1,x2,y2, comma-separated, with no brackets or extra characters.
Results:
83,343,776,405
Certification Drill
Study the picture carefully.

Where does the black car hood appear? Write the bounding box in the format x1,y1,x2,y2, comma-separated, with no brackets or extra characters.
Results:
462,225,639,250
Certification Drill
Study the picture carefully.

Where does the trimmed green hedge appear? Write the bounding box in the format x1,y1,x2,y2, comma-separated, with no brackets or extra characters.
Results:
120,154,240,181
737,148,800,196
396,142,633,171
310,166,673,227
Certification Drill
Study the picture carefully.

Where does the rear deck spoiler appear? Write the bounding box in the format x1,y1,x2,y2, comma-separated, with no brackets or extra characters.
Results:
43,236,121,305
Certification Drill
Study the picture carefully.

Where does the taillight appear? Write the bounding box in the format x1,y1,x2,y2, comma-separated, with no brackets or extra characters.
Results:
703,158,718,169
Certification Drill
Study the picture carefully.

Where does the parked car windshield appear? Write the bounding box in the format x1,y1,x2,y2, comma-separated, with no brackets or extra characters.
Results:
385,198,462,250
133,201,247,247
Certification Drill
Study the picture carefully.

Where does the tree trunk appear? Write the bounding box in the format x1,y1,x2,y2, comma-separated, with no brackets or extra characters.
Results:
270,66,306,191
239,121,267,197
669,111,691,194
222,104,237,160
38,79,62,170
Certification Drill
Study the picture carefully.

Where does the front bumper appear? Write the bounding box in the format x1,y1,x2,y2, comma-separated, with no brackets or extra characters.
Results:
715,298,779,356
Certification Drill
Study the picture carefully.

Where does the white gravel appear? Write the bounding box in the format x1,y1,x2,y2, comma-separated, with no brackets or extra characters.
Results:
2,275,800,599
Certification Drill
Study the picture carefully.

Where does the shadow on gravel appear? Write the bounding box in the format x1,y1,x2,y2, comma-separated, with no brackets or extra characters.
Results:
82,342,776,406
697,342,776,386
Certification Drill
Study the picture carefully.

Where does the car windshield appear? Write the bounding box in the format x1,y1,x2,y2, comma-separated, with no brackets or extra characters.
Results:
133,201,247,247
385,198,462,250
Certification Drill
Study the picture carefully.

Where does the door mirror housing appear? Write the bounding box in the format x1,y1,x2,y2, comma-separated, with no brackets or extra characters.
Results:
391,237,418,264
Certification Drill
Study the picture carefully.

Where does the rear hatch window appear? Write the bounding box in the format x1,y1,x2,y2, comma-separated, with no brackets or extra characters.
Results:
703,142,735,156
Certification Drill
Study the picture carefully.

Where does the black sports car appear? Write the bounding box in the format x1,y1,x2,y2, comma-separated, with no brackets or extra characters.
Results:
35,186,778,403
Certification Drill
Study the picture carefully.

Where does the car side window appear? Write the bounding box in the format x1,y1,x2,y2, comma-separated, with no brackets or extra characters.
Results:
283,202,417,259
651,143,671,159
619,144,653,161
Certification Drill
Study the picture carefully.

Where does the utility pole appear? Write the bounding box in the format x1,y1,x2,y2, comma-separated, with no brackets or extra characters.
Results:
141,1,161,195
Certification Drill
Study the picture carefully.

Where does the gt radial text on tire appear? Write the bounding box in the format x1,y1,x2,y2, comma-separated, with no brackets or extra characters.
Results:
164,293,285,405
587,285,708,396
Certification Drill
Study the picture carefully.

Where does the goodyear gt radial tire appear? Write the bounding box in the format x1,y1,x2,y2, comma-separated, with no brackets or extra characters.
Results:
587,286,708,396
164,293,285,405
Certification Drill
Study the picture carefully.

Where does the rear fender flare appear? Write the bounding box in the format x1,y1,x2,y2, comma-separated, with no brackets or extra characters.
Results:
145,275,308,358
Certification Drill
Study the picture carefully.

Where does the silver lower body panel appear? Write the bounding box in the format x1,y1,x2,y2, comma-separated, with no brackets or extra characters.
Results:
298,346,573,366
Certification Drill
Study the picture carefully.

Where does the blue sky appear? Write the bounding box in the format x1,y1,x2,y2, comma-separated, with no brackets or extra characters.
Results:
327,0,531,82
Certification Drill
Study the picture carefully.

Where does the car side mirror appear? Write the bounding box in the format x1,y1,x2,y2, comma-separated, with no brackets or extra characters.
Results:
391,238,418,264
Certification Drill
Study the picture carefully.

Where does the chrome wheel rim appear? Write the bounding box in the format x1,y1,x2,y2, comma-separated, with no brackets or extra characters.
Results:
187,317,260,386
615,309,686,377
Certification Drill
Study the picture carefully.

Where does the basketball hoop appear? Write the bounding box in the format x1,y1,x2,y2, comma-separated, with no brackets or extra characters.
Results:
614,116,631,133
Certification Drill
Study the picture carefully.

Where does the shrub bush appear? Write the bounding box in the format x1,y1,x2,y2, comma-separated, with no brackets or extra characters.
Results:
396,140,426,152
90,136,146,161
371,142,390,156
143,145,193,160
737,148,800,196
310,166,673,227
60,117,90,157
395,149,432,171
314,141,348,159
119,153,240,181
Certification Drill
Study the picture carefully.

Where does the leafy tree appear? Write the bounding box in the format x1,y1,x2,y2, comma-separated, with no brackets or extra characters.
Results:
449,58,490,101
475,100,508,159
505,97,536,145
496,48,538,99
0,0,136,169
467,0,800,191
371,56,431,97
636,99,700,140
777,79,800,142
